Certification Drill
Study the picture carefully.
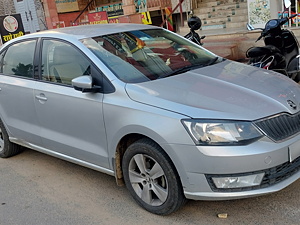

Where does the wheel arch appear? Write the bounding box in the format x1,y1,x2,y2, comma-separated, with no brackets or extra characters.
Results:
114,133,183,187
114,133,144,186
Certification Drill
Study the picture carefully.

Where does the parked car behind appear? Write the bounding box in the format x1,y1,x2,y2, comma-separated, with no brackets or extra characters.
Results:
1,23,300,215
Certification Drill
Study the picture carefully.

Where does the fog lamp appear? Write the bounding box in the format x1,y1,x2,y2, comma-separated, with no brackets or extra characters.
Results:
212,173,265,189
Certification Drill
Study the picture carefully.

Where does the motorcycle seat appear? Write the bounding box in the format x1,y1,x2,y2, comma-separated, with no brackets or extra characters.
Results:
246,45,281,58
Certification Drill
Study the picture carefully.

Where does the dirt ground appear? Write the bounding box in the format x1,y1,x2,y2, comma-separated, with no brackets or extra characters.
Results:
0,149,300,225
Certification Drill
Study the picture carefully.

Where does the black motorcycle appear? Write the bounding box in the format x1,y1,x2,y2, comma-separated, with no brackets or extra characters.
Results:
184,16,206,46
246,2,300,82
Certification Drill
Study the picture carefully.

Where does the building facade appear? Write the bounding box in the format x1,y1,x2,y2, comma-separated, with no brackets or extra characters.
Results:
41,0,178,30
0,0,298,35
0,0,46,33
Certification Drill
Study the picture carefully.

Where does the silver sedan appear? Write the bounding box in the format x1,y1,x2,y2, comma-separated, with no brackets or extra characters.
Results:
1,23,300,215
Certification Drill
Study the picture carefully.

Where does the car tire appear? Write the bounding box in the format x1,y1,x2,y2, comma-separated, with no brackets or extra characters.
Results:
0,119,21,158
122,138,186,215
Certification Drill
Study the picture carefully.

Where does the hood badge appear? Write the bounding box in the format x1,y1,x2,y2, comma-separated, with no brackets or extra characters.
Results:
287,100,297,110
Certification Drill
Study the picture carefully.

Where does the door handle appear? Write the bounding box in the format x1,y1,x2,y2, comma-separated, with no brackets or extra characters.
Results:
25,11,29,21
29,10,33,20
35,95,47,101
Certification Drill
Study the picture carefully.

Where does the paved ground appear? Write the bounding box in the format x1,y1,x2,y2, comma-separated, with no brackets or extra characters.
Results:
0,148,300,225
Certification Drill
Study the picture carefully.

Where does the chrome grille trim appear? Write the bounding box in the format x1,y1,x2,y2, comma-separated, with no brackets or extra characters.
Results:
254,112,300,142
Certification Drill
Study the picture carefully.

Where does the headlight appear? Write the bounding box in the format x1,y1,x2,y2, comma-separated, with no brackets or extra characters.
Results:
182,119,263,145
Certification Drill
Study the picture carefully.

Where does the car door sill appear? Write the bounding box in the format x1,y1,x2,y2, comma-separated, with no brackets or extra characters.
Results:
10,137,115,176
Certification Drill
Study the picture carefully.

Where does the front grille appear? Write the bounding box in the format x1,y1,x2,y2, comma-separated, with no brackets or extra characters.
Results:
254,112,300,142
206,155,300,192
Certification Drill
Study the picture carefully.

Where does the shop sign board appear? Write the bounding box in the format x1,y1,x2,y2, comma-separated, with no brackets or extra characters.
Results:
88,12,109,24
108,17,125,23
96,3,124,17
136,0,147,13
108,14,143,24
0,14,25,44
96,0,147,16
55,0,79,13
141,12,152,24
108,13,151,24
247,0,271,28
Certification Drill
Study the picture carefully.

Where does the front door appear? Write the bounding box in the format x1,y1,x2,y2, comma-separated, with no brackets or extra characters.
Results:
34,39,109,168
14,0,39,33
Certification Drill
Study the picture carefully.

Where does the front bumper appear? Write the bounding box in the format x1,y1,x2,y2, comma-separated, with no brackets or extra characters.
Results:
206,154,300,193
163,135,300,201
185,167,300,200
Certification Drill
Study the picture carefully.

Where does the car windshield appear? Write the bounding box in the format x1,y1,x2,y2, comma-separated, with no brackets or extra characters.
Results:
81,28,222,83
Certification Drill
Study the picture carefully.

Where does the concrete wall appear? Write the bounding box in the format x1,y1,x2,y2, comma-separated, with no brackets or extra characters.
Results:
270,0,282,19
35,0,47,30
0,0,16,15
43,0,59,29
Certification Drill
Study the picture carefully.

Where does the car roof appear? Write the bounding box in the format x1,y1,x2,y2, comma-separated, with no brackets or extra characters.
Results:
14,23,160,41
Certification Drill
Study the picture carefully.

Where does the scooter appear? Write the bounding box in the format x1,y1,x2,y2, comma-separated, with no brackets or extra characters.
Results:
246,0,300,82
184,15,206,46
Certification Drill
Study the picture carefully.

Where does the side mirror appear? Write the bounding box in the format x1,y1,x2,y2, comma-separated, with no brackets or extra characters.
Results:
284,0,291,8
72,75,101,93
247,23,255,31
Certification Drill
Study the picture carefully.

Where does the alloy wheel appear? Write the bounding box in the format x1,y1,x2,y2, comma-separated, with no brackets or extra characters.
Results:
128,153,168,206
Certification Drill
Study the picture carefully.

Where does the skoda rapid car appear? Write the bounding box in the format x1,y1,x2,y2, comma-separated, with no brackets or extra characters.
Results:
1,24,300,215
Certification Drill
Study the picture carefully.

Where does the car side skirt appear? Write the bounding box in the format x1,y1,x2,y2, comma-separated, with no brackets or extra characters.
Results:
10,137,115,177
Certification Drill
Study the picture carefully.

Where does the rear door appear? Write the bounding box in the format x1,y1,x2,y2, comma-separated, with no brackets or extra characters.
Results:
0,39,41,146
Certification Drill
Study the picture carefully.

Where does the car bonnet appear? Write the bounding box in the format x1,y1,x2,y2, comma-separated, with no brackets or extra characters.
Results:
125,60,300,120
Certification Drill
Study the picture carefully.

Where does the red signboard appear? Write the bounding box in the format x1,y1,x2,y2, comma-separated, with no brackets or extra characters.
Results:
88,12,108,24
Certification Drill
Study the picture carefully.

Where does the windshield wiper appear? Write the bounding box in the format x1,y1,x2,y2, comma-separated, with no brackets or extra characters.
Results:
206,57,219,66
160,64,204,78
160,57,220,78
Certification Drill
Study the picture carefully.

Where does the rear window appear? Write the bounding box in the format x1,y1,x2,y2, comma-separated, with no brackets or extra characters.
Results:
2,40,36,78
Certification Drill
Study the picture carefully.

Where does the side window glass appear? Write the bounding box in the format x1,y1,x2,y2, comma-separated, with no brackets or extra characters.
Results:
41,40,91,85
2,40,36,78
